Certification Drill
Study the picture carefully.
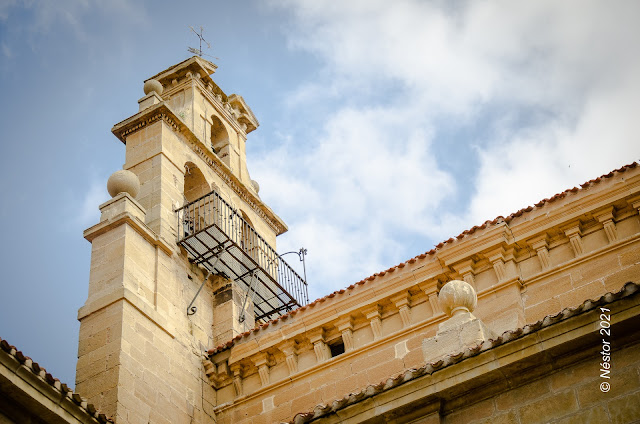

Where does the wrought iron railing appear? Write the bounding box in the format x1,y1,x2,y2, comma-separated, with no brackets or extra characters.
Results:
175,189,309,321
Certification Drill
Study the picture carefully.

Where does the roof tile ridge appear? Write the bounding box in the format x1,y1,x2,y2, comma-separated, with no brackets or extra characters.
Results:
0,336,114,423
208,162,639,356
288,281,639,423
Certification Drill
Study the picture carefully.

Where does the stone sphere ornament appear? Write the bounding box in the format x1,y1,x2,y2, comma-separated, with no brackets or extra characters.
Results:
251,179,260,194
107,169,140,198
438,280,477,317
143,79,163,96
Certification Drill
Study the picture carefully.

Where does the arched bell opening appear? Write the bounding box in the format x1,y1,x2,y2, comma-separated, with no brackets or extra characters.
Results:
182,162,211,234
211,115,230,155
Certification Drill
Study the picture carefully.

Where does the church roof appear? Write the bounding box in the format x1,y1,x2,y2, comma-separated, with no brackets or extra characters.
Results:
289,281,640,423
0,337,113,423
208,161,639,356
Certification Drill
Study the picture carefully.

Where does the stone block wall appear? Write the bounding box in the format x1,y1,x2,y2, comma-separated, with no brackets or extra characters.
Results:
209,169,640,423
436,341,640,424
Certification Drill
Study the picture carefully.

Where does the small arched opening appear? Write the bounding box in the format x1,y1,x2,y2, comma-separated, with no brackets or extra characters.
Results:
182,162,210,233
211,115,230,154
184,162,209,203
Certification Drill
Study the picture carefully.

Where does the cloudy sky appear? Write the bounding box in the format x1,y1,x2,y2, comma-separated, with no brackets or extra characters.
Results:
1,0,639,388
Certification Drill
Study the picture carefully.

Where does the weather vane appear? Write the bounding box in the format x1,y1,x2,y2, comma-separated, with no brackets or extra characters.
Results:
188,26,219,60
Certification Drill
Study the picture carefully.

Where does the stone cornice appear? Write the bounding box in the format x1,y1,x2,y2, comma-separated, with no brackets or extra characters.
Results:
418,168,640,268
84,206,172,255
83,208,174,256
206,165,640,364
221,262,529,369
290,284,640,422
147,56,258,136
437,224,512,267
77,287,175,339
210,168,640,361
146,56,218,84
111,102,180,144
111,103,288,235
162,77,252,138
508,171,640,243
213,304,451,414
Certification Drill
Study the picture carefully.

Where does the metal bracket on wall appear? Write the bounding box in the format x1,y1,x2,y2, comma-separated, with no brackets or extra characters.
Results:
238,270,257,323
186,257,219,316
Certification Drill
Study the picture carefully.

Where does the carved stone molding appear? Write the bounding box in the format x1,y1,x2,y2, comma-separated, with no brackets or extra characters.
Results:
486,247,508,282
280,340,298,375
529,235,551,270
230,363,243,397
390,292,412,328
204,358,231,389
253,353,270,387
363,305,383,340
452,259,476,289
308,328,330,363
186,139,286,235
336,317,355,352
595,207,618,244
564,224,584,257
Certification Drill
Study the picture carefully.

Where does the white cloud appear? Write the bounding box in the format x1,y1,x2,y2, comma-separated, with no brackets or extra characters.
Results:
258,0,640,296
254,105,454,295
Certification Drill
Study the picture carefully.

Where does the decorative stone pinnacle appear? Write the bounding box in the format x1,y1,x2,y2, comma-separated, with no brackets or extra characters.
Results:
143,79,163,96
107,169,140,198
438,280,477,317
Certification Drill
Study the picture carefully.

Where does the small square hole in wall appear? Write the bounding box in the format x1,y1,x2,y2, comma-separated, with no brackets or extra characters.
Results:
329,339,345,357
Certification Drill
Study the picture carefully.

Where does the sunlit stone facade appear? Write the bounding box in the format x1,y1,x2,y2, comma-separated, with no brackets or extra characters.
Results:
73,57,640,424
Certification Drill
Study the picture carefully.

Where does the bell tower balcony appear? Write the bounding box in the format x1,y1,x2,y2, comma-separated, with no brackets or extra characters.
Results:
176,188,309,322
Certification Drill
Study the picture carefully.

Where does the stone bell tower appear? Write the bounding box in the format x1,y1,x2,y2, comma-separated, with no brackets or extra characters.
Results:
75,57,308,423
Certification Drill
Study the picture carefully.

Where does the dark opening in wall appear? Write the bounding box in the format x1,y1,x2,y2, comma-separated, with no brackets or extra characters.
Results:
329,339,345,357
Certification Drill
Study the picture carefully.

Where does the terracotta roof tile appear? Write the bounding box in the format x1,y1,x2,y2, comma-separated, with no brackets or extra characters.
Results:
207,162,639,356
0,337,113,423
290,281,639,423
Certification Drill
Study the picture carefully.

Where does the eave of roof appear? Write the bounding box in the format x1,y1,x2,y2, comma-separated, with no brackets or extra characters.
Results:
0,337,113,423
289,281,640,423
208,161,639,356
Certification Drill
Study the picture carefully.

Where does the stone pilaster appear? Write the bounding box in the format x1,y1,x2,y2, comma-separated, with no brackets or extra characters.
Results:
453,259,476,289
253,353,270,387
308,329,330,363
336,317,355,352
595,207,618,244
529,235,551,270
390,292,412,327
230,363,243,397
280,340,298,375
363,305,383,341
564,224,584,257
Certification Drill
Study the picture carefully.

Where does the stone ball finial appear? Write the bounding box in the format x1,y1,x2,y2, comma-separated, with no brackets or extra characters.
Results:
107,169,140,198
143,79,163,96
438,280,477,317
251,179,260,194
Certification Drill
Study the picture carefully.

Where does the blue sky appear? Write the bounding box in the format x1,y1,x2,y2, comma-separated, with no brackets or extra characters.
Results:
1,0,639,389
